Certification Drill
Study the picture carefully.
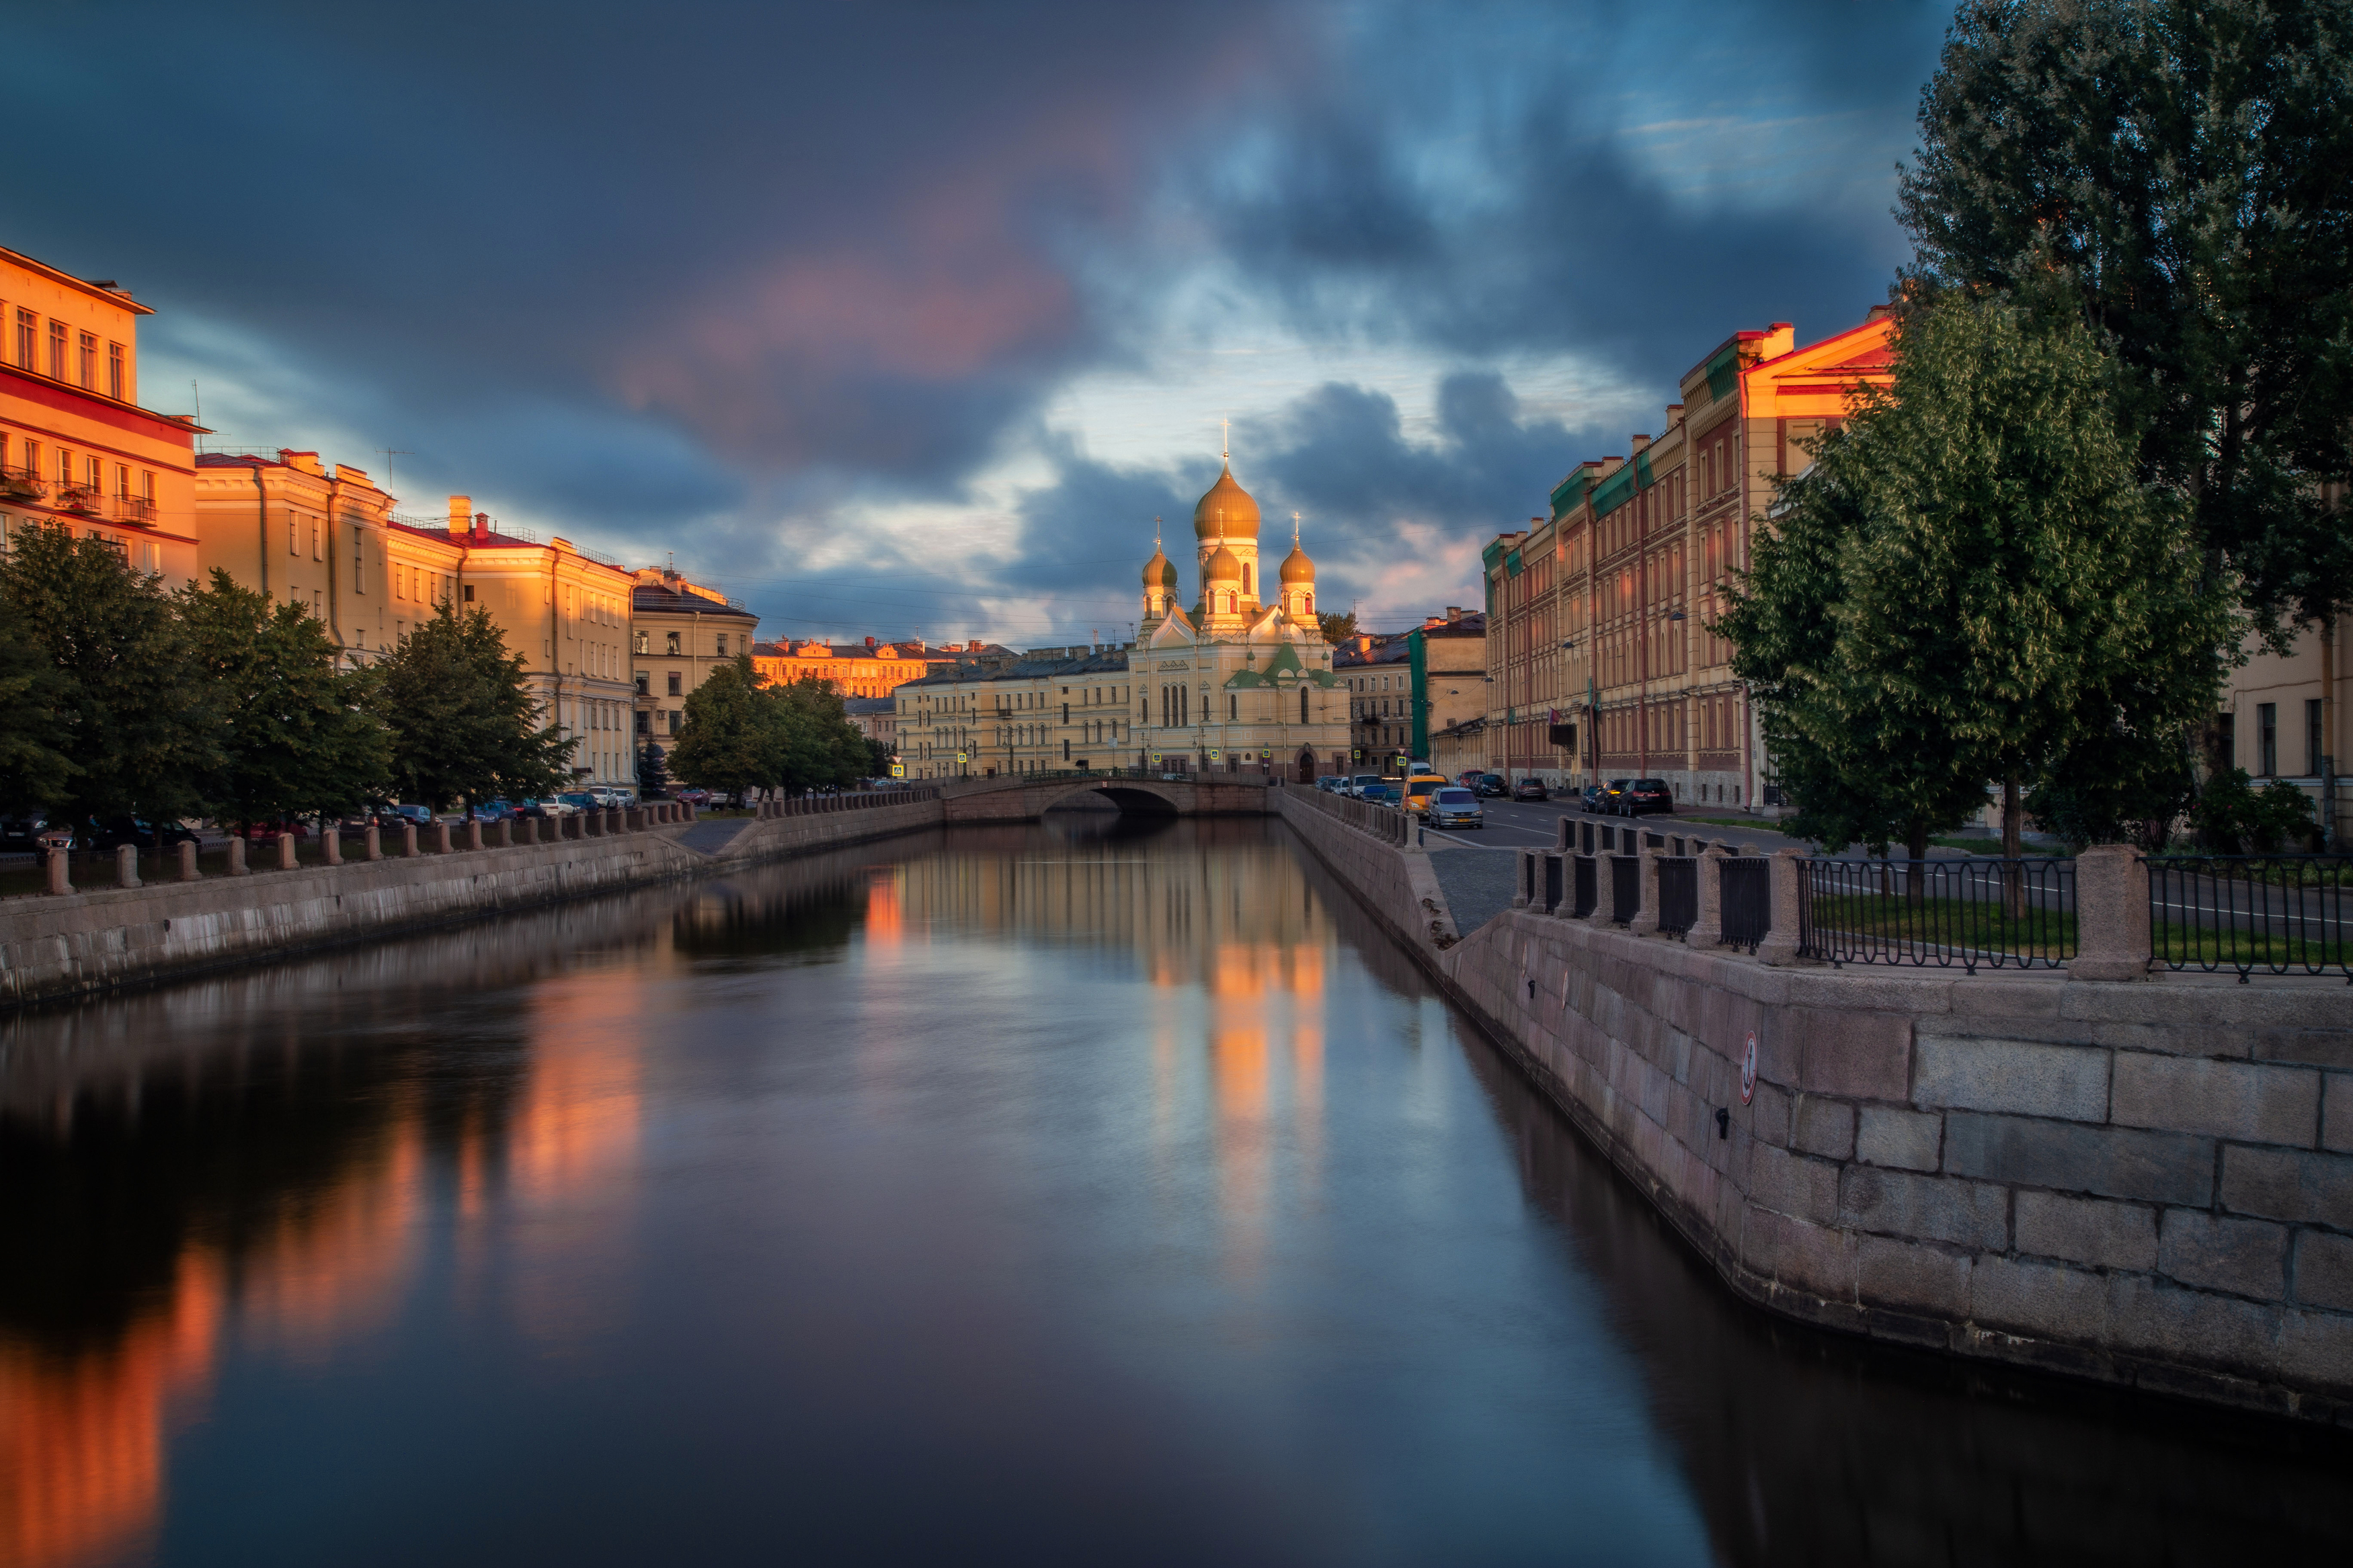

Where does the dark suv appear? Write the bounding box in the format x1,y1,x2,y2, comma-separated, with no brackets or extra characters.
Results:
85,817,202,850
1510,777,1549,802
1619,778,1674,817
1472,773,1508,798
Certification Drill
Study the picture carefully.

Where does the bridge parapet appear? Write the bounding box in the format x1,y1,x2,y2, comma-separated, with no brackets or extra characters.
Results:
939,772,1279,822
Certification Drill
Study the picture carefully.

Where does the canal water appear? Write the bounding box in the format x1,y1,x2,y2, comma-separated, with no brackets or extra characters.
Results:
1,817,2345,1567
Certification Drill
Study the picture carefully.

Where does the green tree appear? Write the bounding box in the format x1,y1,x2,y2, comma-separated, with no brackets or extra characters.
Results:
1899,0,2353,630
637,739,671,797
180,571,391,827
0,522,214,829
0,593,72,813
1721,294,2235,901
1317,610,1359,646
668,656,776,798
768,673,868,792
376,602,571,811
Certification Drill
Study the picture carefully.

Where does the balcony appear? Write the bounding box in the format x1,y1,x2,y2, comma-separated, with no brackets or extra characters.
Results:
0,466,43,503
114,493,157,526
54,485,101,517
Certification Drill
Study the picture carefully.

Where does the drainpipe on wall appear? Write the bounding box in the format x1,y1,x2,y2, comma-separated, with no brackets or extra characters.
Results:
252,467,268,597
324,476,346,659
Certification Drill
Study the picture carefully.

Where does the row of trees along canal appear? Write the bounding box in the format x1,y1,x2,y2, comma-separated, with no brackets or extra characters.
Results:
0,524,887,837
1716,0,2352,915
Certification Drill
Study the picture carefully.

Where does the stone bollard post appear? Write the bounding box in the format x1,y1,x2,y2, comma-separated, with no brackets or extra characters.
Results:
1687,845,1728,948
2069,843,2153,981
466,819,484,852
583,811,602,839
1554,815,1575,852
522,817,539,845
495,820,512,848
46,845,71,895
1756,846,1807,965
1513,848,1533,909
1634,844,1665,935
323,826,342,865
227,836,247,876
432,821,452,854
116,843,142,889
365,824,381,861
401,823,419,858
277,831,298,870
606,809,620,835
178,839,200,882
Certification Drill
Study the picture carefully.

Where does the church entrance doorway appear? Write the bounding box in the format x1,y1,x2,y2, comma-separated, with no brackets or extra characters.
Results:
1296,749,1316,784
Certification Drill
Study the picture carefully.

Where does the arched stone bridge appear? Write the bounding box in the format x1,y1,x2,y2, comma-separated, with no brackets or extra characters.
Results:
937,773,1279,823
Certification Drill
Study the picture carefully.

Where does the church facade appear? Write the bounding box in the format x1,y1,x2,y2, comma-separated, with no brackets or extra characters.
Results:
1133,459,1349,781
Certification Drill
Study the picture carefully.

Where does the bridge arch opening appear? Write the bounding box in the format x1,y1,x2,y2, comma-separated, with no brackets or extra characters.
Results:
1040,784,1180,818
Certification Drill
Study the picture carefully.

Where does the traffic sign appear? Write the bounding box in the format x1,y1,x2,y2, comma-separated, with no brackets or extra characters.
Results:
1208,748,1221,761
889,764,904,778
956,751,967,764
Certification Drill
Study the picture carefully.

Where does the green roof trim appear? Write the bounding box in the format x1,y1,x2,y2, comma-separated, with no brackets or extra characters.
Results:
1548,471,1593,522
1704,343,1740,403
1481,540,1507,575
1591,450,1657,519
1505,548,1523,578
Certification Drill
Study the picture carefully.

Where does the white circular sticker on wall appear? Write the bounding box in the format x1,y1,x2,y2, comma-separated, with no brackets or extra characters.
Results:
1741,1030,1758,1106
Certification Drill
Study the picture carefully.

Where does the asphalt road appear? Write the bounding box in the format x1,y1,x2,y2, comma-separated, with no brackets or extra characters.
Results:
1415,795,1806,855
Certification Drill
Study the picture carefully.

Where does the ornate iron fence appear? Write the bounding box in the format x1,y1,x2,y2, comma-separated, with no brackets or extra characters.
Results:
2145,854,2353,983
1797,856,2075,971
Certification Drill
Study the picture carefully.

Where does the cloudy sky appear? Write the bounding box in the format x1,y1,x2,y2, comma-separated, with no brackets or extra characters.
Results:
19,0,1949,647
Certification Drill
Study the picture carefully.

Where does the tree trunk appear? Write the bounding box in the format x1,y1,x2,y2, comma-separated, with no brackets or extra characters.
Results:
2001,776,2024,922
1907,822,1929,906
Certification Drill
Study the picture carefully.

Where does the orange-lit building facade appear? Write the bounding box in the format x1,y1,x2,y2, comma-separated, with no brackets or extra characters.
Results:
630,567,760,761
1484,310,1895,809
750,638,954,699
0,245,202,581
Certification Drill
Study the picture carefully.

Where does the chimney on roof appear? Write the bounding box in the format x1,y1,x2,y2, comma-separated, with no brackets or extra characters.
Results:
448,495,471,536
866,636,877,649
1630,433,1651,454
473,512,489,544
1446,606,1462,622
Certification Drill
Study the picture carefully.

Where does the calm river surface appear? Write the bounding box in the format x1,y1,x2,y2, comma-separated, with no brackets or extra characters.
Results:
2,817,2346,1567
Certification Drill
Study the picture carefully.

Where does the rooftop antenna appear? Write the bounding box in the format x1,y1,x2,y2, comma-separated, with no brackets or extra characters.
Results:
376,448,411,498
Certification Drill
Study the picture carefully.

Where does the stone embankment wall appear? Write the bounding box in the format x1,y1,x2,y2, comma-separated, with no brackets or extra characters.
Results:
0,795,947,1008
1273,790,2353,1426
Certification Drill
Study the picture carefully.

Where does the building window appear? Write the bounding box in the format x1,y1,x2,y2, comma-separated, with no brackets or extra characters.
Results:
47,320,66,380
77,332,95,388
667,671,682,696
716,634,729,657
463,583,475,602
666,710,680,734
634,630,648,654
635,710,648,735
108,342,124,401
635,671,649,696
13,310,32,370
353,526,364,592
666,630,681,655
2258,702,2277,777
2309,698,2326,777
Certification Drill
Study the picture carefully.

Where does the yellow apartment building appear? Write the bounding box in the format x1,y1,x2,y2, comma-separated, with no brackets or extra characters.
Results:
750,638,950,698
629,565,760,764
896,647,1133,780
0,245,202,579
1484,308,1896,810
194,449,420,657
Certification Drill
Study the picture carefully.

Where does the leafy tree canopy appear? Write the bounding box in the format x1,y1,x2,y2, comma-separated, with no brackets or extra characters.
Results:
180,571,390,825
1316,610,1359,646
669,659,877,796
0,523,216,826
376,602,571,810
1720,292,2235,856
1900,0,2353,630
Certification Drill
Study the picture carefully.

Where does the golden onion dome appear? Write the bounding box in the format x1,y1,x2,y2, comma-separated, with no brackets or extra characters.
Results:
1205,542,1242,583
1279,542,1314,583
1192,462,1261,541
1142,546,1179,589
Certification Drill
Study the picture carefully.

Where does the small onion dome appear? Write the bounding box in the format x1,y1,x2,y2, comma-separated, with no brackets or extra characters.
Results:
1278,541,1314,583
1205,542,1242,583
1193,462,1261,540
1142,546,1179,589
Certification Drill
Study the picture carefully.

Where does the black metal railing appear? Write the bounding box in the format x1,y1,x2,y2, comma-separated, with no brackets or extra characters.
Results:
1657,856,1696,935
1797,856,2075,971
2145,854,2352,983
1720,856,1769,952
1521,852,1537,906
1543,852,1564,913
1572,854,1597,918
1609,855,1639,925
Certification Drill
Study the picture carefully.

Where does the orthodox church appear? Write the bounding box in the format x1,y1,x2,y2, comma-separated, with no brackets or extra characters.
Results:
1134,455,1349,780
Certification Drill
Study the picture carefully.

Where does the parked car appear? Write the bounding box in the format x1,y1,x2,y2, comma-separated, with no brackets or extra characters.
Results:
86,816,202,851
674,788,711,807
1511,777,1549,802
1617,778,1674,816
1579,784,1609,814
1400,774,1450,816
385,803,435,827
516,798,567,819
234,819,311,841
471,800,516,821
1347,774,1383,799
1472,773,1508,798
1597,779,1631,815
1428,787,1484,829
0,815,70,852
557,792,602,815
1360,783,1399,807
